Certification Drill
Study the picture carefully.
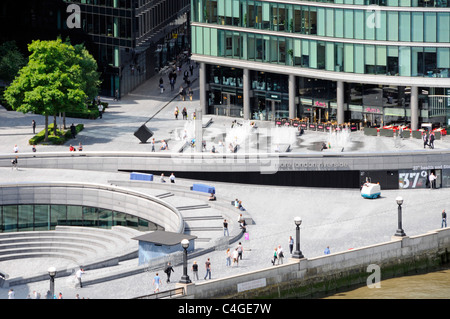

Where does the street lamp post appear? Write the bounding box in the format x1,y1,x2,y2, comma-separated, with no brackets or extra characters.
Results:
395,196,406,237
48,267,56,299
179,239,191,284
292,217,304,259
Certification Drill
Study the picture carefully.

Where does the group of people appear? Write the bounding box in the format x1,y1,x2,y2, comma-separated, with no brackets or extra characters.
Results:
69,142,83,152
423,130,436,149
174,106,189,120
226,242,245,267
160,173,176,183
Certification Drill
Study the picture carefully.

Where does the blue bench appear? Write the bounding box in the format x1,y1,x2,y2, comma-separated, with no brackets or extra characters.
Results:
190,183,215,194
130,172,153,181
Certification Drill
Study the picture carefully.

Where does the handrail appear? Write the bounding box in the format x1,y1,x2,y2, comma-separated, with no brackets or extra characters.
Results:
134,286,185,299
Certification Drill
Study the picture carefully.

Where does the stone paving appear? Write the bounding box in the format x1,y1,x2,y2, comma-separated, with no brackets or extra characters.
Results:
0,63,449,299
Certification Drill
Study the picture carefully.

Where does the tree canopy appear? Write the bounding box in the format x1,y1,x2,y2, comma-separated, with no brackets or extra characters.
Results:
4,38,101,140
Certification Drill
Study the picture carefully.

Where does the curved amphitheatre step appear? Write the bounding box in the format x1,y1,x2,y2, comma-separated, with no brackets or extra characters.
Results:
0,226,141,267
0,236,109,250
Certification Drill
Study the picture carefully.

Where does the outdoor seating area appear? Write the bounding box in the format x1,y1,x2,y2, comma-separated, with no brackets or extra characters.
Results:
275,118,359,132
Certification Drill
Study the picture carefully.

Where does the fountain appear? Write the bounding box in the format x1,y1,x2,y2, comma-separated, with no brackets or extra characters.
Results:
327,126,351,151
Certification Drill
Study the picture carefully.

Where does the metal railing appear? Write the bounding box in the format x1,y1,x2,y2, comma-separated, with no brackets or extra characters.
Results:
134,286,185,299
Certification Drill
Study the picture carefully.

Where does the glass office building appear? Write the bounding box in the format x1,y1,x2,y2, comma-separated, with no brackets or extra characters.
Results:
63,0,191,96
190,0,450,129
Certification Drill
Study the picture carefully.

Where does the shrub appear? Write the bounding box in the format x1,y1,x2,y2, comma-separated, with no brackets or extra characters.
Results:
29,123,84,145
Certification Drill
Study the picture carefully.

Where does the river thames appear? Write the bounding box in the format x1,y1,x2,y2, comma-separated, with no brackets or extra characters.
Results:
325,268,450,299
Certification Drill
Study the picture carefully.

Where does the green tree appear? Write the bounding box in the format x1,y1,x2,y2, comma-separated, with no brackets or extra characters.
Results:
4,38,99,141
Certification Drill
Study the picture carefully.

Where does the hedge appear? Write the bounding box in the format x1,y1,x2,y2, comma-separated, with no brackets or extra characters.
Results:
29,123,84,145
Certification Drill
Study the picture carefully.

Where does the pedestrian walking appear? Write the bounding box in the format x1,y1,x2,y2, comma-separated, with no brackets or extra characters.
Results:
174,106,179,120
423,131,429,148
8,289,14,299
223,219,229,236
237,242,244,260
289,236,294,254
226,249,231,267
324,246,331,255
153,273,161,293
13,144,18,153
32,120,36,134
232,249,239,266
98,102,103,119
70,123,76,138
429,132,435,149
271,248,278,265
277,245,284,265
11,156,18,170
164,262,174,283
151,138,155,152
204,258,212,280
192,261,199,280
442,210,447,228
189,87,193,101
76,267,85,288
182,107,187,120
114,89,120,101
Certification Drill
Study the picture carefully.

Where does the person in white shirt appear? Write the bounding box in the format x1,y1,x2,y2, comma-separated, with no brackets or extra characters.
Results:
169,173,175,183
277,245,284,265
76,267,85,288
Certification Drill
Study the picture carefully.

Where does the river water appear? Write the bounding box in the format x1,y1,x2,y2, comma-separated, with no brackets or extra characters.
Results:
325,268,450,299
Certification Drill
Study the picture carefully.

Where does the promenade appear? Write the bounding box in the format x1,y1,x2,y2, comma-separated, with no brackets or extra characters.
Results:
0,63,449,299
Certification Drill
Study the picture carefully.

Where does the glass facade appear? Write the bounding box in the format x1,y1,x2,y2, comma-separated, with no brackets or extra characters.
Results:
0,204,162,233
193,27,450,78
193,1,450,42
192,0,450,127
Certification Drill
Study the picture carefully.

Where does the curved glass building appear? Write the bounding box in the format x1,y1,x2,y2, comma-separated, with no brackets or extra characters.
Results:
190,0,450,129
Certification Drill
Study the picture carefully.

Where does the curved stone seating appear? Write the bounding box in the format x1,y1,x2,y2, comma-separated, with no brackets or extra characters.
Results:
0,226,141,271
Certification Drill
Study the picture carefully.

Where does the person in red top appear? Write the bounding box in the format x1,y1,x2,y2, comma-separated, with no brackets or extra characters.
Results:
69,145,76,152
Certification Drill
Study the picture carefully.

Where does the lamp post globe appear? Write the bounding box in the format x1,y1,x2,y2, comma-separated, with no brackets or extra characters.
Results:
292,217,304,259
179,239,191,284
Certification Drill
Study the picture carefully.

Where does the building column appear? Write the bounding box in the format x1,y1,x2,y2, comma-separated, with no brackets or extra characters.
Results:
243,68,251,120
410,86,419,131
337,80,345,125
199,62,207,115
289,74,296,119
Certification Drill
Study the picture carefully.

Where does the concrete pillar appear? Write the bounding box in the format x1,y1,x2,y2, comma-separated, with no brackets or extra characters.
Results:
410,86,419,131
289,74,296,119
337,80,345,125
199,63,207,115
195,108,203,152
243,68,251,120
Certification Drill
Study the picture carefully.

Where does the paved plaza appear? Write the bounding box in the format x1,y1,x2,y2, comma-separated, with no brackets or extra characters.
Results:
0,64,449,299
